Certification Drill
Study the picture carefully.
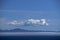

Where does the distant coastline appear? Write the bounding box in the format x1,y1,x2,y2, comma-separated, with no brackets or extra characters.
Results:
0,28,60,32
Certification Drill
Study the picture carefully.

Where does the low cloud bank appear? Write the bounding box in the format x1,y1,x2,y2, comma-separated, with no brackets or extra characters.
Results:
7,19,49,26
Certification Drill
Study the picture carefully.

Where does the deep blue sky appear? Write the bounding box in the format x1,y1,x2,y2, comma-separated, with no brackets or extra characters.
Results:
1,0,60,19
1,0,60,10
0,0,60,31
0,0,60,19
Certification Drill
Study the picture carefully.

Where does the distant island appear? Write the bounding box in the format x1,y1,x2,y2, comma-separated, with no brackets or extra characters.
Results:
0,28,43,32
0,28,60,32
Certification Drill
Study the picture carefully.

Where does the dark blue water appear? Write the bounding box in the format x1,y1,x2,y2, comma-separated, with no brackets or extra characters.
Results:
0,36,60,40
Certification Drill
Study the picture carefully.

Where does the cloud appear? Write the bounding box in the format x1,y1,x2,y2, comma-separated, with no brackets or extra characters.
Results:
40,19,49,25
0,18,49,30
7,20,25,26
27,19,49,26
27,19,40,24
1,18,60,31
7,19,49,26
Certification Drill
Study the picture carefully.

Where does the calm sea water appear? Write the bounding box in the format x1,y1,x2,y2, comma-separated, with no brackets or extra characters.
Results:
0,32,60,40
0,36,60,40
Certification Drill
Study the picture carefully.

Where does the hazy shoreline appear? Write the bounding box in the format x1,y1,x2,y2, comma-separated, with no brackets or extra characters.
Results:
0,32,60,36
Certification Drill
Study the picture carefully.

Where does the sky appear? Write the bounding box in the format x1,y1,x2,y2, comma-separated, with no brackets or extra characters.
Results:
0,0,60,31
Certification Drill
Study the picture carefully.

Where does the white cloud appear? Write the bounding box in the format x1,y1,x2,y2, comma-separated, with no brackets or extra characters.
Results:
7,19,49,26
27,19,40,24
0,18,60,31
40,19,49,25
27,19,49,26
7,20,25,26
